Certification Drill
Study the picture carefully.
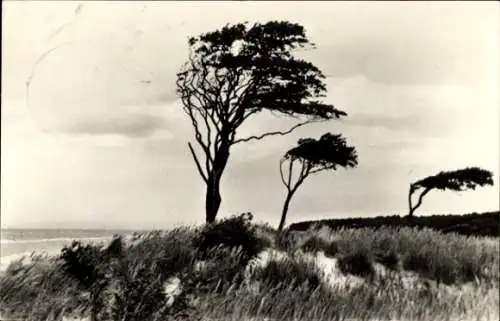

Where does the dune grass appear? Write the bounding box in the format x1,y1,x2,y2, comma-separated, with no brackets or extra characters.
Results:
0,214,498,321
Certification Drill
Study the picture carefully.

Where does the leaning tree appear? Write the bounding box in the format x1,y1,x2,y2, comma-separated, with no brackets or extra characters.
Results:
407,167,494,217
278,133,358,230
176,21,346,223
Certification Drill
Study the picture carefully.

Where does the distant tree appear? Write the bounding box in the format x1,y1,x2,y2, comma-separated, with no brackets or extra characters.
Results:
278,133,358,230
176,21,346,223
407,167,494,217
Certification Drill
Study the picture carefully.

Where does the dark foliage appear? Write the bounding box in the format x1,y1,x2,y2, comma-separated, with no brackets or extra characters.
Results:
403,252,481,285
60,241,108,291
193,213,268,265
403,253,432,277
374,251,401,271
408,167,494,217
285,133,358,170
338,252,375,278
288,211,500,237
412,167,494,192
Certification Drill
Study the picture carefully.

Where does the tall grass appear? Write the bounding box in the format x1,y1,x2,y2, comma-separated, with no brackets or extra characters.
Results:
0,215,498,321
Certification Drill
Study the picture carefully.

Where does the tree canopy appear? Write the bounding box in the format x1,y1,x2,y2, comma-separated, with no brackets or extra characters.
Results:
176,21,346,223
284,133,358,171
408,167,494,217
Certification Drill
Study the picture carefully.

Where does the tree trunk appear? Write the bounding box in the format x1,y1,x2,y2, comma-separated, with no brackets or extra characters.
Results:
407,187,431,218
278,190,295,231
407,186,414,218
206,173,222,224
205,144,230,224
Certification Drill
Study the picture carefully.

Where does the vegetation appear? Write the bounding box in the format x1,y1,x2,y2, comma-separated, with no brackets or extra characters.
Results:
176,21,347,223
408,167,494,217
2,18,497,321
289,211,500,237
278,133,358,230
1,214,498,321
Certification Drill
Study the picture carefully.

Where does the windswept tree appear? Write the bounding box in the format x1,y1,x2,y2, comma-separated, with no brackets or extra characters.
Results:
176,21,346,223
278,133,358,230
407,167,494,217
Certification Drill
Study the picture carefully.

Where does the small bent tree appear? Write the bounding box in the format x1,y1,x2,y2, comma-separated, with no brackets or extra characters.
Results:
278,133,358,230
407,167,494,217
176,21,346,223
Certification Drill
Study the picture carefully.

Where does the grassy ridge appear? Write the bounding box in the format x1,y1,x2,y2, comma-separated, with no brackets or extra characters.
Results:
0,214,498,321
288,211,500,237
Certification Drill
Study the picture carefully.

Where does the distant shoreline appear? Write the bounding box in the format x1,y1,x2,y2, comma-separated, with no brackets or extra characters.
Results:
0,236,117,273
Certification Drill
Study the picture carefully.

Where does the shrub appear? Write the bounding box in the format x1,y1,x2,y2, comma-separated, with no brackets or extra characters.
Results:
402,251,472,285
60,241,108,291
374,251,401,271
194,213,267,265
338,252,375,278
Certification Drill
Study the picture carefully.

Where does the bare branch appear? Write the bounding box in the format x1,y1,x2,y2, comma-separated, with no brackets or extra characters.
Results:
291,161,311,193
233,119,318,144
188,142,208,183
287,158,294,188
279,158,289,189
182,98,214,169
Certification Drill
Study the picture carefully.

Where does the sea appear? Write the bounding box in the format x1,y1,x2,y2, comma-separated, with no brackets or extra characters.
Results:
0,228,140,272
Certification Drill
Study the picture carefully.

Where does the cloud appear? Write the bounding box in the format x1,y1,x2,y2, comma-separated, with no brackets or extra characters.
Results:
300,2,499,86
2,2,498,228
346,113,440,137
58,113,169,137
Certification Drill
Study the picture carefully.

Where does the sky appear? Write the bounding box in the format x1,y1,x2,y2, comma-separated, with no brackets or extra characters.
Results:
1,1,499,229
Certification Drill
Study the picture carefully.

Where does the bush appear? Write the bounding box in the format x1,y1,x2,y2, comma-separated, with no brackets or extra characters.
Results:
60,241,108,291
402,251,476,285
194,213,268,265
338,252,375,278
374,251,401,271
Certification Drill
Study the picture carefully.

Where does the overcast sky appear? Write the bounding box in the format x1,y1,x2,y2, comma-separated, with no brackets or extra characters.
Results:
2,1,499,229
